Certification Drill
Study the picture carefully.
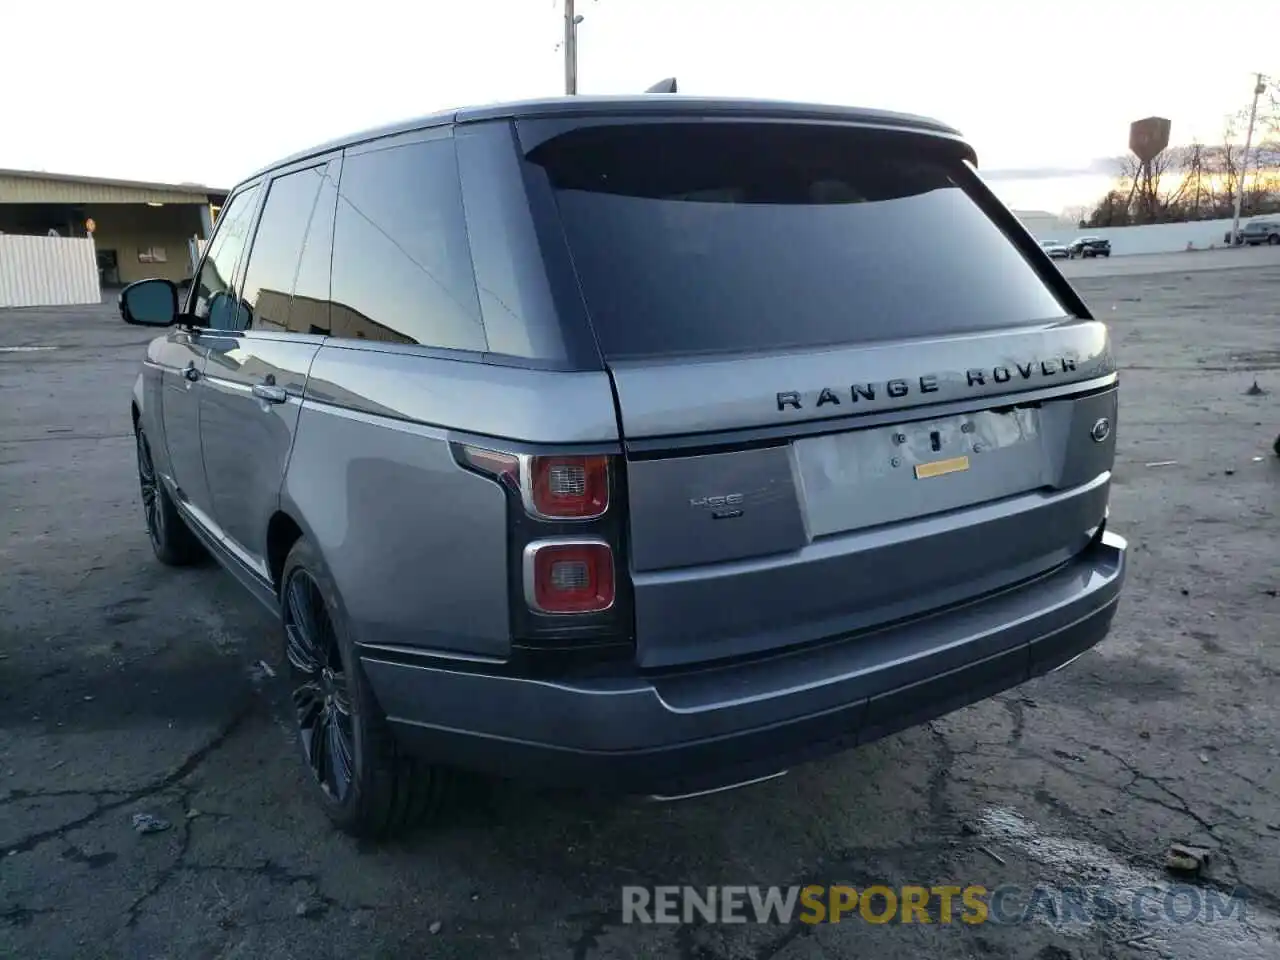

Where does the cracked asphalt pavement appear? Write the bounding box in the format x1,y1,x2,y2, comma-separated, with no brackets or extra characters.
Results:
2,249,1278,959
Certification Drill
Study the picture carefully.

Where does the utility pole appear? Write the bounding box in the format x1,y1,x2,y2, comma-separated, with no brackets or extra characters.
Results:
1231,73,1267,244
563,0,578,95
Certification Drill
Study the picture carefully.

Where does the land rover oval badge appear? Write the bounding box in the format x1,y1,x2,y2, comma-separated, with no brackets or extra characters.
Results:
1091,418,1112,442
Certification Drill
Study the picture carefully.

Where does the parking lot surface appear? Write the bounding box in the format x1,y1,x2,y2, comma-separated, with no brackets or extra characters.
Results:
2,251,1278,959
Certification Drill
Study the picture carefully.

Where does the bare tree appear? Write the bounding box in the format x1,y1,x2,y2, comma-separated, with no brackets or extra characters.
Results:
1114,146,1187,223
1084,189,1133,228
1258,77,1280,140
1206,116,1243,218
1180,141,1210,220
1082,78,1280,226
1061,204,1091,228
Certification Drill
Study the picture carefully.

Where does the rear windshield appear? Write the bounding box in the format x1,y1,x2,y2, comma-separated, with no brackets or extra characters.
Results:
530,123,1070,361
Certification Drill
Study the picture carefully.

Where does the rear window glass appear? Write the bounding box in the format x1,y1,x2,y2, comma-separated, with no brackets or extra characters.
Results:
530,123,1070,361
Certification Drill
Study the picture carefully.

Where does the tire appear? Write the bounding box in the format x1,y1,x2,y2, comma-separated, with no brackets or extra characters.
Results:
280,537,448,839
135,426,205,566
1268,234,1279,246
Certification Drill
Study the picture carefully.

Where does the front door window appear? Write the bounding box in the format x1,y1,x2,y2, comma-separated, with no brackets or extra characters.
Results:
190,185,261,329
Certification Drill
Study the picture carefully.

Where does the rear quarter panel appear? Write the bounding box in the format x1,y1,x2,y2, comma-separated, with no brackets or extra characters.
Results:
283,343,619,659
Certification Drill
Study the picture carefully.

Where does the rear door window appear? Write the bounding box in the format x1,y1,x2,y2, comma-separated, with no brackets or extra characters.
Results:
286,160,339,336
239,165,326,333
331,133,485,350
529,123,1070,361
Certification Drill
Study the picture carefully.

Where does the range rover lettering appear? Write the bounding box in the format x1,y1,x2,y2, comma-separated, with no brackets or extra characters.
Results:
121,95,1126,837
777,355,1082,410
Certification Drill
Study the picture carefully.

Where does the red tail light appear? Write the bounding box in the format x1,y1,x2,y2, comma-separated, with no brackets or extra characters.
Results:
524,540,615,614
452,441,631,655
454,446,610,522
528,455,609,519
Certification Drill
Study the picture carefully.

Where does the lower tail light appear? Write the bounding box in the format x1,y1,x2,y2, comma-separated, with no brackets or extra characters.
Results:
524,540,615,614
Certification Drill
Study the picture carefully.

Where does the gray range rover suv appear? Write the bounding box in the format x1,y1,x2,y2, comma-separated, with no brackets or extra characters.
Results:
121,95,1127,837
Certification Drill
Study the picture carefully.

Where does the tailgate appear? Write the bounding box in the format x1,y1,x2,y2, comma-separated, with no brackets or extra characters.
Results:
620,374,1116,669
525,114,1117,668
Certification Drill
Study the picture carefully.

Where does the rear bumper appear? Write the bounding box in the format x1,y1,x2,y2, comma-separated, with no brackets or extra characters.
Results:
363,530,1126,796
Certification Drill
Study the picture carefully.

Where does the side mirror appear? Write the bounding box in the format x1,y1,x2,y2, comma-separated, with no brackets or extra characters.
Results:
120,278,179,327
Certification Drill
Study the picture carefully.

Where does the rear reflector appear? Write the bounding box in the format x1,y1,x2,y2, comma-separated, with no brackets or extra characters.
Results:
529,455,609,519
524,540,615,614
455,445,519,481
453,446,611,521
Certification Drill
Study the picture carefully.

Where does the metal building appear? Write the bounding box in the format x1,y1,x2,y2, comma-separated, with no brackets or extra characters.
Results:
0,168,227,290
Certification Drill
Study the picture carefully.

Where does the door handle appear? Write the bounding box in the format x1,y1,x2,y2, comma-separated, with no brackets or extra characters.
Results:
252,383,288,404
183,363,200,382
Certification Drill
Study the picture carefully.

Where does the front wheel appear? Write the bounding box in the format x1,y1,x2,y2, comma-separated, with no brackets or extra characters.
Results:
281,537,449,838
1268,234,1280,246
135,427,204,565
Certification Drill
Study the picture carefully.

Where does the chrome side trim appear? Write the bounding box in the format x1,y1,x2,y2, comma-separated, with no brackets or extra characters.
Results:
1050,652,1087,673
357,642,506,666
170,489,271,582
299,398,450,438
648,769,789,802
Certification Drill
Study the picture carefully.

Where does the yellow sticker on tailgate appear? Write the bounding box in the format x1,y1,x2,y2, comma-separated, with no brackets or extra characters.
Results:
914,455,970,479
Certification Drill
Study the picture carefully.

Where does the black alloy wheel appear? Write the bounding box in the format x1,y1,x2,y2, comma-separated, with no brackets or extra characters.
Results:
278,537,448,838
284,569,357,804
134,426,203,565
136,429,163,548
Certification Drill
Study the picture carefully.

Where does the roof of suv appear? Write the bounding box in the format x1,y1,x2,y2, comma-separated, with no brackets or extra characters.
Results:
248,95,969,183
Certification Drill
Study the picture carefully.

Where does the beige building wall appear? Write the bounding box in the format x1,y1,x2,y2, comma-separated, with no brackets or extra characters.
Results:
253,292,414,344
0,170,222,289
327,301,413,344
84,203,207,284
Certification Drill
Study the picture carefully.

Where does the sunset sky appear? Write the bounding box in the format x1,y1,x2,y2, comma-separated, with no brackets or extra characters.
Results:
1,0,1275,214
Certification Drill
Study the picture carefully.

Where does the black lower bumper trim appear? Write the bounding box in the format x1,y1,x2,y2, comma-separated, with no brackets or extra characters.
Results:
389,596,1119,797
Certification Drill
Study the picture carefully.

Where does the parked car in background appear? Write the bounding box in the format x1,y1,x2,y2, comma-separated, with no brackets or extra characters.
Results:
1069,236,1111,258
1241,219,1280,246
1040,239,1070,259
119,95,1126,838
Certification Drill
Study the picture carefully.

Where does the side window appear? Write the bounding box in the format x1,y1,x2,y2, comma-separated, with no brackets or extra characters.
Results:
239,166,326,333
287,160,339,335
191,184,260,329
330,134,485,350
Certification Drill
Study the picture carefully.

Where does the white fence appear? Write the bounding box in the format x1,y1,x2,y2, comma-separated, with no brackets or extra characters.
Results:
1032,216,1256,256
0,234,100,308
